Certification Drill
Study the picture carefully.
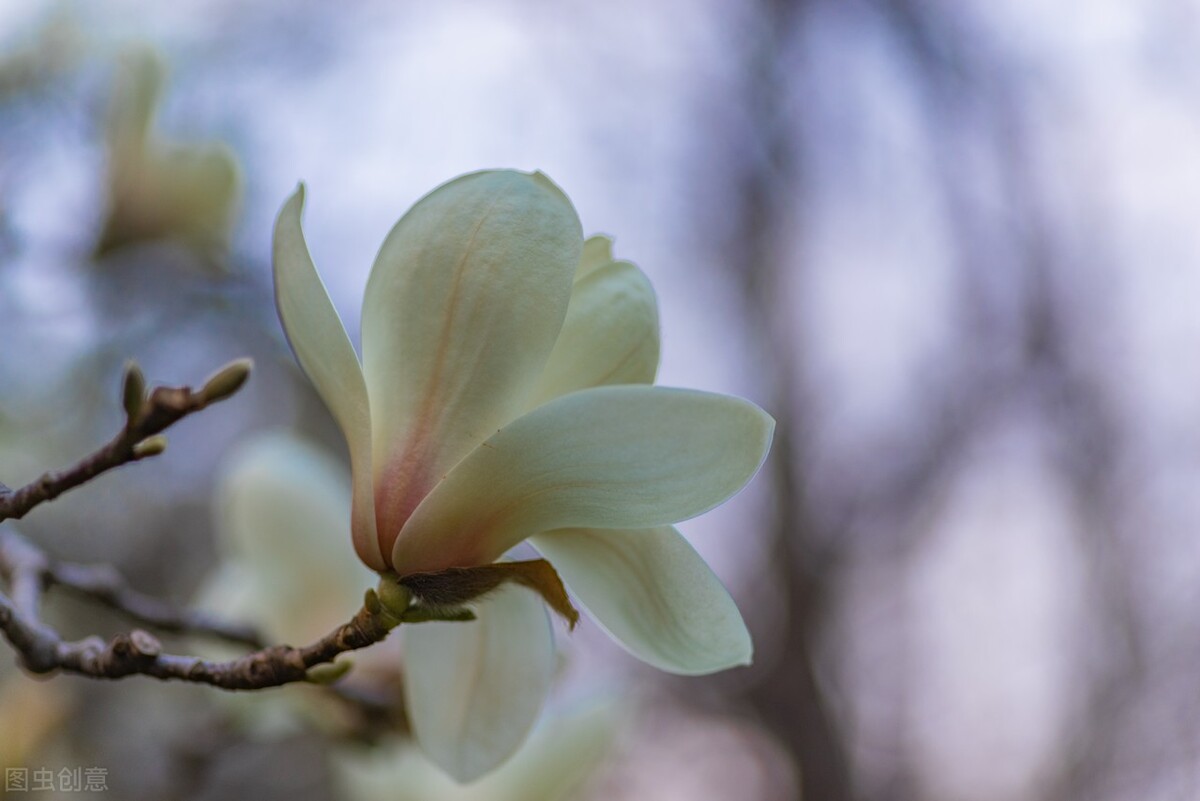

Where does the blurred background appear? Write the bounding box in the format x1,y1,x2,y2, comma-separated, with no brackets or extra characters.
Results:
2,0,1200,799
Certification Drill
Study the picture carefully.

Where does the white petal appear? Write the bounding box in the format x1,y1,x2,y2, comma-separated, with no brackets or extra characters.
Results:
361,170,582,547
576,234,613,281
393,386,775,575
214,433,349,565
331,746,452,801
331,701,616,801
213,433,376,643
483,698,620,800
273,186,382,570
107,48,161,155
528,260,660,407
532,526,752,674
193,563,265,634
403,584,556,783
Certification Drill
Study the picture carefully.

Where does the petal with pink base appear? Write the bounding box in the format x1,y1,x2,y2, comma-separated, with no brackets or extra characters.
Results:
361,170,582,556
272,186,382,570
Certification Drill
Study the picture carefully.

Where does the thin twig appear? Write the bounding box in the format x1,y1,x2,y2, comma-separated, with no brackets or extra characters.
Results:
0,527,264,648
1,526,46,619
0,359,251,523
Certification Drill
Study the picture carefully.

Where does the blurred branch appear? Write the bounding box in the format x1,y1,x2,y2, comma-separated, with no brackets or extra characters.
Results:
0,358,252,523
878,4,1149,796
0,527,264,648
706,2,857,800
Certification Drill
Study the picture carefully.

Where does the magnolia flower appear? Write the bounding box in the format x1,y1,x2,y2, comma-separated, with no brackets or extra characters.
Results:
95,48,240,260
273,169,774,780
204,434,619,793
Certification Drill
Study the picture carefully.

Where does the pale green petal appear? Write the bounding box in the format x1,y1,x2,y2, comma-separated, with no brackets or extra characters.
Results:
576,234,613,281
528,260,660,407
333,701,617,801
214,433,350,572
393,386,775,575
403,585,555,783
213,433,376,643
361,170,582,550
273,186,383,570
481,698,619,800
332,746,450,801
106,48,162,159
161,145,240,232
532,526,751,675
193,563,265,634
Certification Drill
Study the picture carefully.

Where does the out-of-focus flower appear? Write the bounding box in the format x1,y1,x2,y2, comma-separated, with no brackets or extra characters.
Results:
333,701,619,801
272,169,774,780
94,48,240,261
199,433,376,647
196,433,398,737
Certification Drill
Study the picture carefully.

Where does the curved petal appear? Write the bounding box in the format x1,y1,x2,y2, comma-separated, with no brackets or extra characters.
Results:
193,563,266,636
528,260,660,407
331,701,617,801
273,186,382,570
106,48,161,160
403,584,555,783
488,698,620,800
532,526,752,674
213,433,376,643
576,234,613,281
361,170,582,552
393,386,775,575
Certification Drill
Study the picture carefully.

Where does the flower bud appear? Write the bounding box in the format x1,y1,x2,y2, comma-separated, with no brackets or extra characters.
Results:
363,588,383,615
200,358,252,404
121,361,146,420
306,659,353,685
375,575,413,619
132,435,167,459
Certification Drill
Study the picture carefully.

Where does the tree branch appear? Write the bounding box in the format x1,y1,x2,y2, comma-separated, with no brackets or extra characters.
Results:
0,587,395,689
0,527,264,648
0,358,252,523
0,523,399,690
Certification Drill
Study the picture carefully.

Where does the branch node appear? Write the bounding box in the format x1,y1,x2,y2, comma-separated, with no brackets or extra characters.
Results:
129,629,162,657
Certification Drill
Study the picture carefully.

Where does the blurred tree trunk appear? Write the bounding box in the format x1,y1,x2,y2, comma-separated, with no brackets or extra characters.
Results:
712,1,856,799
